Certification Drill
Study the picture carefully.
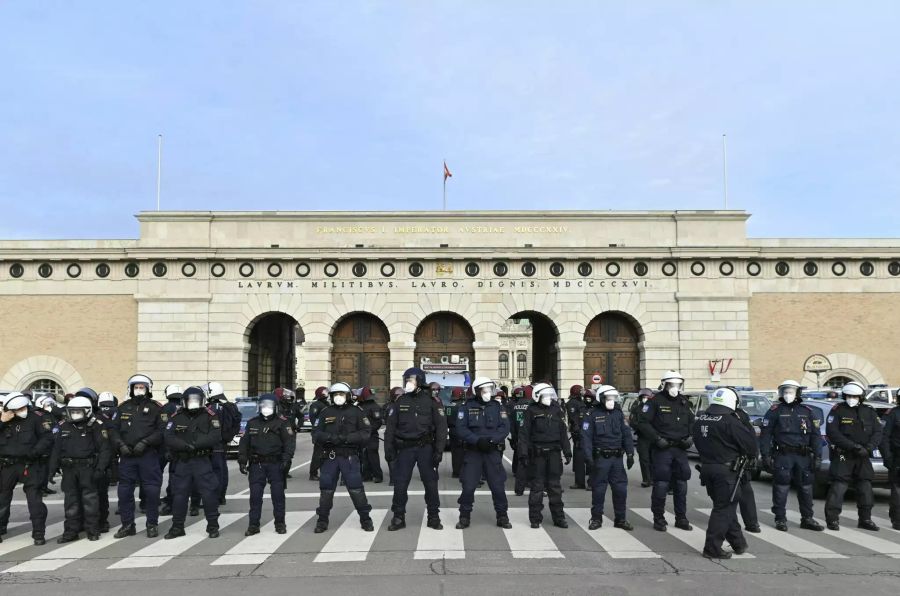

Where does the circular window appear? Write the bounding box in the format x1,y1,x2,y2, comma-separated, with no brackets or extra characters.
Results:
124,262,140,278
324,262,339,278
38,263,53,278
352,262,367,278
465,262,480,277
295,262,310,277
889,261,900,276
606,262,620,277
267,263,282,278
66,263,81,278
493,262,508,277
832,262,846,276
152,262,168,278
747,261,761,277
95,263,110,278
719,261,734,276
211,263,226,278
409,262,424,277
549,262,565,277
690,261,705,276
9,263,24,278
239,263,255,278
662,261,677,277
775,261,790,277
634,262,649,277
577,262,593,277
521,262,537,277
380,262,395,277
803,261,818,276
860,261,875,277
182,262,197,277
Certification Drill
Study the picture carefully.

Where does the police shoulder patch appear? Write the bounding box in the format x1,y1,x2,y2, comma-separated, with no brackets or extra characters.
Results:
42,421,52,430
813,419,821,428
101,429,109,438
52,426,60,434
582,421,590,431
458,411,464,419
387,406,394,416
642,404,650,412
286,426,295,435
166,421,174,430
160,413,168,422
363,417,371,426
211,419,221,428
500,411,507,418
827,415,834,423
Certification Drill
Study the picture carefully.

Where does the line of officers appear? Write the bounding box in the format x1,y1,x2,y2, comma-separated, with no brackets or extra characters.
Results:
2,369,900,561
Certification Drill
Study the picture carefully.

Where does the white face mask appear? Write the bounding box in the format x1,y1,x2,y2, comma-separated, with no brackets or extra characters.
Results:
133,386,147,397
605,399,616,410
15,409,28,419
260,405,275,417
333,394,347,406
480,387,492,398
43,403,54,412
540,395,552,407
186,397,202,410
404,381,416,393
783,393,796,404
846,397,860,408
70,410,85,422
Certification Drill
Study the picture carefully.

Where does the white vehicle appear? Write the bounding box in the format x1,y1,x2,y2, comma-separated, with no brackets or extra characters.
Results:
420,355,470,405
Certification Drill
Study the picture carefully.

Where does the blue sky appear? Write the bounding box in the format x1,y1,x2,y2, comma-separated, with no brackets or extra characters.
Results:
2,2,899,239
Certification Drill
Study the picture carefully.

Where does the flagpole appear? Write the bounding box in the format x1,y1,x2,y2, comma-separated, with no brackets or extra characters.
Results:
156,134,163,211
722,133,728,209
443,158,447,211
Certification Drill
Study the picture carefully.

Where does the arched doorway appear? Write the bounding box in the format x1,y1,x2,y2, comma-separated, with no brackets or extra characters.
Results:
503,311,559,388
414,312,475,380
331,313,391,397
583,312,641,392
247,312,300,397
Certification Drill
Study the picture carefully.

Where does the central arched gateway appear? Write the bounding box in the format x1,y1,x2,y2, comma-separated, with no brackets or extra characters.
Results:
583,312,641,392
414,312,475,377
331,313,391,396
247,312,300,397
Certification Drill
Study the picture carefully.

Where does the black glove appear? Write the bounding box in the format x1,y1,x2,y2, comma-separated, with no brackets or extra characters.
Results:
283,461,292,475
385,451,396,463
679,437,693,450
509,439,517,451
476,437,492,453
119,444,133,457
761,455,774,473
855,444,870,458
654,437,669,449
239,462,248,475
132,440,148,456
627,454,635,469
432,452,442,468
564,454,572,466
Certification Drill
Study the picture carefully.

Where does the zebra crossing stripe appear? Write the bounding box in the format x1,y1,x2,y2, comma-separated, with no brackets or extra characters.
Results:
0,521,65,560
784,511,900,558
313,509,388,562
414,511,465,559
107,513,245,569
567,508,659,559
500,509,564,558
211,512,314,566
697,509,843,559
632,509,755,558
4,517,158,573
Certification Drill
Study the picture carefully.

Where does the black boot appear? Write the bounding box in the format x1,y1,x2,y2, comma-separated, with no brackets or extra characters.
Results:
775,519,788,531
245,525,260,536
160,503,173,516
57,533,79,544
826,519,840,531
33,533,46,546
653,518,667,532
427,516,443,530
146,524,158,538
553,518,568,529
800,518,824,531
360,517,374,532
674,518,692,531
614,519,634,531
858,519,879,532
99,521,110,533
114,524,136,539
456,515,470,530
164,525,185,539
588,518,603,530
316,489,335,533
207,525,219,538
496,516,511,529
274,522,287,534
388,515,406,531
189,506,199,517
314,518,329,533
347,488,372,527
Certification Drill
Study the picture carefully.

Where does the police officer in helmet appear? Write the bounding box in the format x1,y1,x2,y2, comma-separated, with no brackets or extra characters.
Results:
760,380,824,532
635,370,695,532
384,367,448,531
446,387,467,479
693,387,758,559
307,386,329,481
565,385,588,490
455,377,512,529
824,382,881,531
880,387,900,530
205,382,241,506
239,393,295,535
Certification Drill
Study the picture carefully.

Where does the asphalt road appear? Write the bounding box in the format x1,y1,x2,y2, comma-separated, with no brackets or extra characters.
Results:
2,435,899,595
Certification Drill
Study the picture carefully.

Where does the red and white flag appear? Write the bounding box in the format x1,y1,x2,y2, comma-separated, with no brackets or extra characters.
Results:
443,161,452,181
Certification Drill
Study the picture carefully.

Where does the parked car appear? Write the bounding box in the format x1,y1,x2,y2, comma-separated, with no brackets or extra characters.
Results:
228,396,259,457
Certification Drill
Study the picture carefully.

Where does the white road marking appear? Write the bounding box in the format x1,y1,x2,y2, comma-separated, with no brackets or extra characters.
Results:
500,509,564,558
313,509,387,562
634,509,754,558
414,510,465,559
697,509,842,559
211,511,314,565
568,508,659,559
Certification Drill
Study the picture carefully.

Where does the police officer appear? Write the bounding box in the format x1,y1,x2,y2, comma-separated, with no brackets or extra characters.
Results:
509,385,533,496
880,388,900,530
206,382,241,506
384,387,404,486
308,386,329,481
693,387,759,559
455,377,512,529
384,367,448,531
113,374,164,539
446,387,466,479
48,395,111,542
32,395,60,497
565,384,588,489
95,391,118,532
0,393,53,545
629,388,655,488
733,398,761,534
163,386,222,539
160,384,184,516
581,385,635,531
635,370,695,532
759,380,824,532
311,382,374,533
824,382,882,531
355,386,384,483
239,393,295,535
519,383,572,529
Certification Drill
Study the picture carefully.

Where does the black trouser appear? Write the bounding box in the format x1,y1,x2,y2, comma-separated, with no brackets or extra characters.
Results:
361,435,383,482
97,468,111,526
528,448,565,523
738,471,758,529
825,452,874,522
0,462,47,536
310,442,323,478
450,436,465,478
635,436,652,484
772,451,815,521
391,444,440,518
570,438,587,487
165,460,201,508
700,463,746,557
889,464,900,524
514,443,529,494
61,464,100,537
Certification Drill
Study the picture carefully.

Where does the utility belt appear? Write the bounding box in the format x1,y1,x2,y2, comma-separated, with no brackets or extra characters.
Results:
834,446,867,458
775,444,812,456
466,443,505,452
175,449,212,462
0,456,35,466
531,443,562,454
250,454,282,464
323,447,359,460
61,457,96,468
395,435,434,449
593,448,624,459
